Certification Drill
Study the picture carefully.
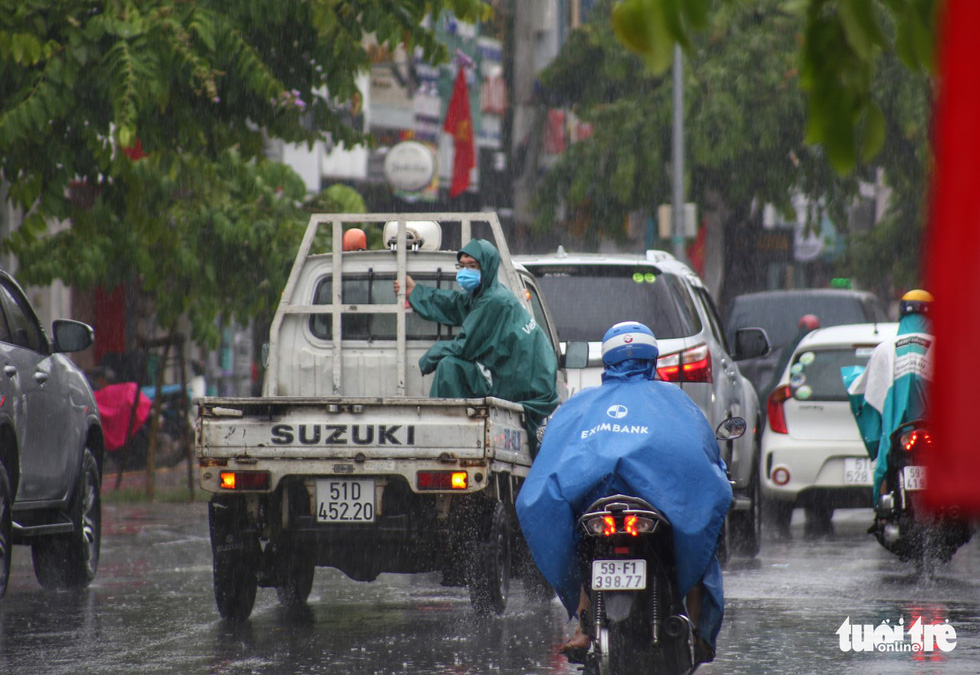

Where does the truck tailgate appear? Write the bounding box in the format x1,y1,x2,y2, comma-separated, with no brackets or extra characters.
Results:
196,396,529,465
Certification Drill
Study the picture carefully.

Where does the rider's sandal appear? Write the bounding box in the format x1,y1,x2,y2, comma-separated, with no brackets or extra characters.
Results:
560,615,590,663
560,642,589,664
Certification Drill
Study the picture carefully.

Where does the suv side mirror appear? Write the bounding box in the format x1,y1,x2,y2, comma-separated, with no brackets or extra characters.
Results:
734,327,770,360
52,319,94,353
563,341,589,369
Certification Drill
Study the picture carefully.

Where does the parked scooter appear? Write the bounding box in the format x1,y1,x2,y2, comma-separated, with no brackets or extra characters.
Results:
874,419,973,568
576,418,746,675
93,382,191,470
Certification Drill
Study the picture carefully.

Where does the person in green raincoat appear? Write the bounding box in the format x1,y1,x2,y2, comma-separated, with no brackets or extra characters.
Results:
394,239,559,443
842,290,933,520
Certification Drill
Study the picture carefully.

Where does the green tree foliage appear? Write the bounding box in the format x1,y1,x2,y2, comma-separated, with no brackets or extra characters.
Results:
0,0,488,346
842,49,932,292
610,0,937,174
536,0,857,244
537,0,931,290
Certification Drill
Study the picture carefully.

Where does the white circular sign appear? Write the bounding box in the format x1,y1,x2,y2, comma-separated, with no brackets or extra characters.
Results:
383,141,436,192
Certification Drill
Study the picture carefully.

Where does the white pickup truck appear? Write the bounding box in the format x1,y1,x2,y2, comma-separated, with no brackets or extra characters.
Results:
196,213,570,620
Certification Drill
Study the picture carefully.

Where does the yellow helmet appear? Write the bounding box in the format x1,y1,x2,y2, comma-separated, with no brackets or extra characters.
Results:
900,289,934,317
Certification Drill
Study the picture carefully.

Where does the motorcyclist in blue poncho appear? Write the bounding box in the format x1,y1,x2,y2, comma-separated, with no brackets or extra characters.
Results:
516,321,732,664
843,289,933,529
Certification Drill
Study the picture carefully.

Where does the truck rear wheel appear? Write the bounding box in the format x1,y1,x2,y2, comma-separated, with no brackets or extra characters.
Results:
209,499,259,621
468,501,511,616
275,543,315,608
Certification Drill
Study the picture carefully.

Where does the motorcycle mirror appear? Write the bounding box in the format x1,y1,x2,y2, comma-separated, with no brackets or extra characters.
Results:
715,417,746,441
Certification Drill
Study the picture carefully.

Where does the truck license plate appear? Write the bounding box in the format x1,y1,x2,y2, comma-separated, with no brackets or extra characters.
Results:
591,559,646,591
843,457,873,485
903,465,926,491
316,479,376,523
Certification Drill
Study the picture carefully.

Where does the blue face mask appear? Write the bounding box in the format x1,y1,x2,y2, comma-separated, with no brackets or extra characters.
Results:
456,268,482,292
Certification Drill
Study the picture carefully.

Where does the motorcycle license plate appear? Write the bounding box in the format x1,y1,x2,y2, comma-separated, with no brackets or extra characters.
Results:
843,458,873,485
903,465,926,491
316,479,376,523
591,559,646,591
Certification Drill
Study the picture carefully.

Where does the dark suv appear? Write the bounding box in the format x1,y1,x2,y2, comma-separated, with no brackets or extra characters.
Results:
0,267,103,597
723,289,888,400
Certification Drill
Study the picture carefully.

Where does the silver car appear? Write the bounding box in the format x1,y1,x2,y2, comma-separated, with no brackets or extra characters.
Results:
0,266,103,598
517,249,769,558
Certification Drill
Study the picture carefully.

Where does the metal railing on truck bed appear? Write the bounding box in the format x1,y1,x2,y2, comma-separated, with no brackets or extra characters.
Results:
265,212,528,398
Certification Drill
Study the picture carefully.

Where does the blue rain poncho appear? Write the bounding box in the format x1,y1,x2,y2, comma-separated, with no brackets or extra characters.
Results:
515,359,732,649
843,313,932,497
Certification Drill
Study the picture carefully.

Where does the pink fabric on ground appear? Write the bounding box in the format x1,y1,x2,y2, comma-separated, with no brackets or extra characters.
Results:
94,382,152,451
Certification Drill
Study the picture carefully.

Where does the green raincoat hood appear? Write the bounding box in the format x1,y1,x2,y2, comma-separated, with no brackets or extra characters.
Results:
457,239,500,296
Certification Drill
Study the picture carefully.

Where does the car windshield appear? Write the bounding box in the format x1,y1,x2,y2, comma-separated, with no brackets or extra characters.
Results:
726,295,880,348
526,264,700,341
789,346,876,402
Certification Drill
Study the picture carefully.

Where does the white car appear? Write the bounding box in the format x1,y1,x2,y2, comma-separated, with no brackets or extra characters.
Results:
761,322,898,536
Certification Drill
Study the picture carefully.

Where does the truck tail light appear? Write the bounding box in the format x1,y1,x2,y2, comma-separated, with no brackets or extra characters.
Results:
767,386,791,434
417,471,468,490
657,344,712,383
219,471,270,490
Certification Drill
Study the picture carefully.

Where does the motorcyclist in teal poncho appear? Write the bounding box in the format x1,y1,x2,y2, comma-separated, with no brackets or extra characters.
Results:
394,239,559,441
843,290,933,518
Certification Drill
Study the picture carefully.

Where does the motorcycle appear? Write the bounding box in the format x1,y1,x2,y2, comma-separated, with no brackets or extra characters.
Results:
575,417,745,675
875,419,973,568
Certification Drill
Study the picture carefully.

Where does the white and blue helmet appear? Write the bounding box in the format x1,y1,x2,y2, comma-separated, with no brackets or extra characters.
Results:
601,321,659,366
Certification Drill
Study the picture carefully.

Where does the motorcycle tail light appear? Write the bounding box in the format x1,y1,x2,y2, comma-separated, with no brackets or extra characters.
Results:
584,515,617,535
900,429,932,452
767,386,791,434
624,515,656,535
219,471,270,490
584,516,604,535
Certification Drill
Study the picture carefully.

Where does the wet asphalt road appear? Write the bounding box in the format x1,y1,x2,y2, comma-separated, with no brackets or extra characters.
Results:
1,502,978,675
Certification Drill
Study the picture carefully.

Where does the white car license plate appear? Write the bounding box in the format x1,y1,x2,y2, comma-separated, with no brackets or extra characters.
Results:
843,457,874,485
316,479,376,523
591,559,646,591
903,465,926,491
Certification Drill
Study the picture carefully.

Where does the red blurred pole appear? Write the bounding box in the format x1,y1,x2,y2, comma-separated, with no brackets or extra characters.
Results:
924,0,980,513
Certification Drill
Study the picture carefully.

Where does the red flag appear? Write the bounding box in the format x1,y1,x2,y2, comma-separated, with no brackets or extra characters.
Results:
444,66,475,198
924,0,980,513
